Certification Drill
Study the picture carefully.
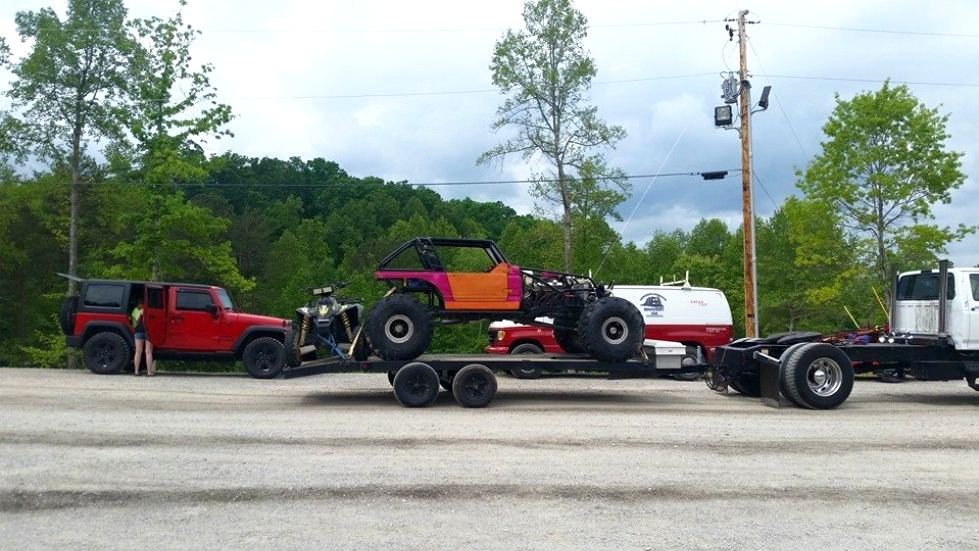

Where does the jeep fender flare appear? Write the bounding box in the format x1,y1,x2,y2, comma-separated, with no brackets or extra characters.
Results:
232,326,288,359
80,322,134,349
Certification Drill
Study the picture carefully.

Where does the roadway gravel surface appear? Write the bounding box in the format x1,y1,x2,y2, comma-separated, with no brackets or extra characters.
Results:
2,367,979,550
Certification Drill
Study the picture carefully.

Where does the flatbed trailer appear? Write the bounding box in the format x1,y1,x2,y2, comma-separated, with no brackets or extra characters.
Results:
283,352,701,408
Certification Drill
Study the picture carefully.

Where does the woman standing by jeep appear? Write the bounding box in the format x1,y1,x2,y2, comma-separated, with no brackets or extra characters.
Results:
132,299,155,376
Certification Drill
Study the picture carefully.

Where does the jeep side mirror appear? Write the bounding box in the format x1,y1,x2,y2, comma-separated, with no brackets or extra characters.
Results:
204,303,218,317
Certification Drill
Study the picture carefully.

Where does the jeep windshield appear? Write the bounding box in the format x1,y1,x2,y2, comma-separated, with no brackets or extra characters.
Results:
215,288,235,311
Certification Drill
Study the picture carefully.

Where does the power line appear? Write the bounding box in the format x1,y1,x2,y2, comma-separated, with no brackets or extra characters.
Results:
765,22,979,39
27,169,742,188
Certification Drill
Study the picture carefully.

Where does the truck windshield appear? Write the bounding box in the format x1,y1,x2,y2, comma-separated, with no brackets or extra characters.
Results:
215,288,235,311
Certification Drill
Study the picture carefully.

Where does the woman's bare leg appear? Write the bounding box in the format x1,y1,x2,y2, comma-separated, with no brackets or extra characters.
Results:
145,341,155,375
134,339,145,375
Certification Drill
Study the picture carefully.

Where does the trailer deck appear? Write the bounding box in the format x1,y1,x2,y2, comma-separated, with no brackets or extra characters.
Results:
282,352,702,408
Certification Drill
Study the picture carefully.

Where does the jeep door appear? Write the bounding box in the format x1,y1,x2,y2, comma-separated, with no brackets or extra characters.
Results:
166,287,223,350
143,285,168,346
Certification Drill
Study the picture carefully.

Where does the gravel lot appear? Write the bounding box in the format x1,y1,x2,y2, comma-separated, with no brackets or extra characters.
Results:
2,367,979,550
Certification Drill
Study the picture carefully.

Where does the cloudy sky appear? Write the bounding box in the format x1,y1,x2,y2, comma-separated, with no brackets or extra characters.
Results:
2,0,978,265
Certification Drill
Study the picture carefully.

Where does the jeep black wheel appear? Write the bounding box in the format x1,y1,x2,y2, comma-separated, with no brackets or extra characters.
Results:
59,296,78,335
392,362,440,407
82,332,131,375
553,316,586,354
579,297,644,363
243,337,286,379
365,294,433,361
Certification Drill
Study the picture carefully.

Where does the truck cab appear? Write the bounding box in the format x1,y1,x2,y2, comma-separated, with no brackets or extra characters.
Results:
893,267,979,350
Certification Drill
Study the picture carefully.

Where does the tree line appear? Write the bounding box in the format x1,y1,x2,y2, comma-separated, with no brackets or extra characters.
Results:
0,0,970,368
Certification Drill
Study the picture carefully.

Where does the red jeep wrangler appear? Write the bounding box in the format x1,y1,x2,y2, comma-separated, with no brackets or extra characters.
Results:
59,278,294,378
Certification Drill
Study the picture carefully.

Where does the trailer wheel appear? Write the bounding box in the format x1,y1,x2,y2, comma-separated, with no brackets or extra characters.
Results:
82,331,131,375
509,343,544,379
366,294,433,361
243,337,287,379
782,342,854,409
579,297,644,363
452,364,498,408
392,362,440,407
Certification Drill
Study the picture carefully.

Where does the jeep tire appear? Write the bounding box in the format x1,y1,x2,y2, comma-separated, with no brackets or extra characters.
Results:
83,331,132,375
578,296,645,363
243,337,287,379
59,296,78,335
365,294,433,361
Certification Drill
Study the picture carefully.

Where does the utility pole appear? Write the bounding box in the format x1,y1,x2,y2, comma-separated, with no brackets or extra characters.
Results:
716,10,765,338
736,10,758,338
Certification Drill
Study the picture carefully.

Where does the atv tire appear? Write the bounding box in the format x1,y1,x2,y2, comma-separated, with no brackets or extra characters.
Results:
365,294,433,361
578,296,645,363
284,326,303,367
82,331,132,375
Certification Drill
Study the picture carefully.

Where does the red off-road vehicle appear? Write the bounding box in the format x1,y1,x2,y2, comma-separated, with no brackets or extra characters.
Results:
59,278,294,378
366,237,644,363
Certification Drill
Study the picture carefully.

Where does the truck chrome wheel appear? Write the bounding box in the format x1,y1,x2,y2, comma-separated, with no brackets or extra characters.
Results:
807,358,843,397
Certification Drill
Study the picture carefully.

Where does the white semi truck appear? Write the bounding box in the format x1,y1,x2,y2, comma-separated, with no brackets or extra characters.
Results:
711,261,979,409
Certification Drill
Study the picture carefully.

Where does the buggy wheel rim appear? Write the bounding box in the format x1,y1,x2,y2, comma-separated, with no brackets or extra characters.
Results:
808,358,843,396
600,316,628,345
385,314,414,344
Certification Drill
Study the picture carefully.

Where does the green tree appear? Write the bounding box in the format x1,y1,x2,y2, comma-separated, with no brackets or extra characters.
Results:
797,82,972,298
4,0,135,297
478,0,628,272
121,0,237,280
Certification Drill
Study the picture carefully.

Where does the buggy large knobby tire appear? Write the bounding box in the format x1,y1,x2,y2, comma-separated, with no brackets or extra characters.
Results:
578,297,645,363
242,337,287,379
781,342,854,409
392,362,440,407
82,331,132,375
59,296,79,335
452,364,498,408
508,343,544,379
553,316,586,354
365,294,433,361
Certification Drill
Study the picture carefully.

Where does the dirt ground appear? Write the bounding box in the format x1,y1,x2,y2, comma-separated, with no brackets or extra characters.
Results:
2,367,978,550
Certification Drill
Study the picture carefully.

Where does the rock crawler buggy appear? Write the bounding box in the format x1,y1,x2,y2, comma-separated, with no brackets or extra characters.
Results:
365,237,644,363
